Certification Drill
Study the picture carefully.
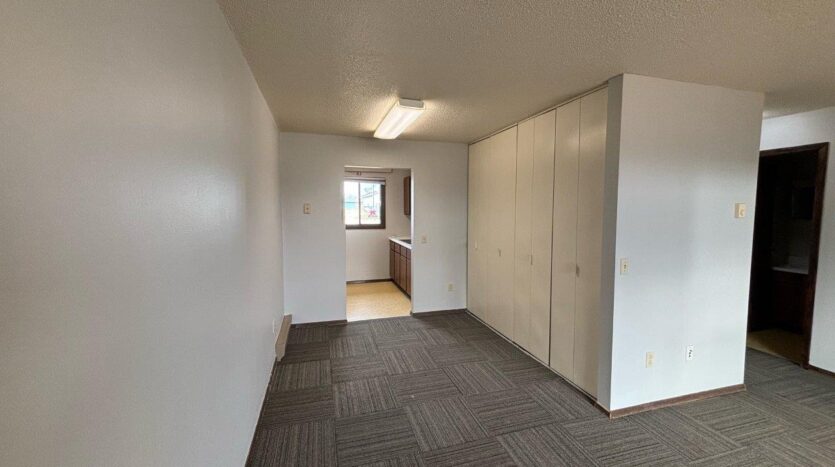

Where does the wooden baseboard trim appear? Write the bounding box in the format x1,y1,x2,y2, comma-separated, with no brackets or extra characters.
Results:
346,279,392,284
809,364,835,379
291,319,348,328
604,384,746,418
274,314,292,360
410,308,467,317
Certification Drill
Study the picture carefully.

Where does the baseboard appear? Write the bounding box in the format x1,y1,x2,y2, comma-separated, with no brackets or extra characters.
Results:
410,308,467,317
346,279,392,284
809,364,835,379
603,384,746,418
291,319,348,327
274,314,292,360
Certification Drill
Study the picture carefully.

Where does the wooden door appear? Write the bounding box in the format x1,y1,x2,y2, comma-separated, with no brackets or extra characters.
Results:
550,100,581,377
574,88,608,396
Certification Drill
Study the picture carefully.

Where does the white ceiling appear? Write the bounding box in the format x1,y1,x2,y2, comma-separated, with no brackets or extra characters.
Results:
218,0,835,143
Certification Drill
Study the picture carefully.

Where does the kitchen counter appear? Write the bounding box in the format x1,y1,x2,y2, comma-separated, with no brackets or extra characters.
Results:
389,236,412,249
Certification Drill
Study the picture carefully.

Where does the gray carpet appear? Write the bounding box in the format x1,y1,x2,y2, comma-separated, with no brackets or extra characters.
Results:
247,311,835,466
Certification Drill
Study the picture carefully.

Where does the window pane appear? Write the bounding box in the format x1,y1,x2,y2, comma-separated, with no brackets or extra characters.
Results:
344,181,359,225
360,182,381,225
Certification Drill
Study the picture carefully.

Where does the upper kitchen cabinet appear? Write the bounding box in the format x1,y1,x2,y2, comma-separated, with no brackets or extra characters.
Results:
403,176,411,216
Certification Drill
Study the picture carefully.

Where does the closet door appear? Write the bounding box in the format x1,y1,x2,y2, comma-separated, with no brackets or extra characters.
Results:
514,120,535,348
550,100,581,378
529,110,556,362
486,127,517,337
574,88,608,396
467,140,488,320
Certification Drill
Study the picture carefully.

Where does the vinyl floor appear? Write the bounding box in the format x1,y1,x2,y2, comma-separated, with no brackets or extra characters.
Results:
248,311,835,466
346,282,411,322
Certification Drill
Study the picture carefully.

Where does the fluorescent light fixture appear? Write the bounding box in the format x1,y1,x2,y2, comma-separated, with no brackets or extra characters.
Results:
374,98,425,139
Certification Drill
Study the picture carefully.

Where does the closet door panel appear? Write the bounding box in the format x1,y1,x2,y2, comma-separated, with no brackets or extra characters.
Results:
467,140,488,320
574,88,608,396
550,100,581,377
487,127,517,338
514,120,535,348
530,110,556,362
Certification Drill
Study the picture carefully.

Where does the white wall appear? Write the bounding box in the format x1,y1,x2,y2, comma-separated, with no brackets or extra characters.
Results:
346,169,412,281
599,75,764,411
0,2,282,466
761,107,835,373
281,133,467,323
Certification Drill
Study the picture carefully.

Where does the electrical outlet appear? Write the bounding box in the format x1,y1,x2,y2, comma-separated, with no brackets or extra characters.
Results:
421,235,428,244
448,283,454,292
686,345,694,361
619,258,630,275
646,351,655,368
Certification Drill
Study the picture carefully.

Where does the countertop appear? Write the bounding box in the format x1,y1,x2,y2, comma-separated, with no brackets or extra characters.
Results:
389,236,412,249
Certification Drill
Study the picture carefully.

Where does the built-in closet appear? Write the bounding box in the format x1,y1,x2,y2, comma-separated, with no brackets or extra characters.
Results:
513,111,556,363
550,88,608,396
467,87,608,398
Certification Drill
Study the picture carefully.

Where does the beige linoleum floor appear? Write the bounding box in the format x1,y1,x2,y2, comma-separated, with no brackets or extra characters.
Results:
346,281,411,322
747,328,804,364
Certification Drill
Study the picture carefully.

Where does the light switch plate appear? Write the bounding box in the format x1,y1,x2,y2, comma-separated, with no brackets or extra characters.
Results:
734,203,746,218
303,203,311,214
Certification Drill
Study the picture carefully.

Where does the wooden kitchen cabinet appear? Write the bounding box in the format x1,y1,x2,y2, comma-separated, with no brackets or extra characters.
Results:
389,239,411,297
404,176,411,216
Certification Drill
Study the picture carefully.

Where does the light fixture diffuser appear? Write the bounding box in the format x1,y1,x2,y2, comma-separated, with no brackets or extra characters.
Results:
374,98,425,139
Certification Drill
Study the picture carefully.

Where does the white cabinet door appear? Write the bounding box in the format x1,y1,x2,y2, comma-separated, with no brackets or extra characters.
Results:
529,110,556,362
467,140,488,320
574,88,608,397
514,119,535,348
486,126,517,337
550,100,581,377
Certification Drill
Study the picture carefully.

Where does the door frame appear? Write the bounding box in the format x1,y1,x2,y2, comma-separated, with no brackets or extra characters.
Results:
754,142,828,367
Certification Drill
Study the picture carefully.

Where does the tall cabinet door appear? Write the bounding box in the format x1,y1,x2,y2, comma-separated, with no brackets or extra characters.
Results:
529,110,556,362
574,88,608,396
467,140,488,320
550,100,581,378
514,120,535,348
486,126,517,337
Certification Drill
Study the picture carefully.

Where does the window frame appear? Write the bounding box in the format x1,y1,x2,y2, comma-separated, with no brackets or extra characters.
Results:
344,179,386,230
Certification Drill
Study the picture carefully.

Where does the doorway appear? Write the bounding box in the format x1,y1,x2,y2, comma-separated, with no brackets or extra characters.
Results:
747,143,828,365
343,166,413,321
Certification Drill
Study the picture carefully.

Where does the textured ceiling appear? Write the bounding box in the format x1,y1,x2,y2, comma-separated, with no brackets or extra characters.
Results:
218,0,835,143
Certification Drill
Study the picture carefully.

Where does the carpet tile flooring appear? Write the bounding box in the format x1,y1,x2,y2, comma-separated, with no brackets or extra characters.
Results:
248,311,835,466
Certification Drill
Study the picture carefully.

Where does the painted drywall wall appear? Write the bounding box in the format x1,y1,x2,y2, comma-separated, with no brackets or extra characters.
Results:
761,107,835,373
346,169,412,281
0,2,282,466
599,74,764,411
280,133,467,323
